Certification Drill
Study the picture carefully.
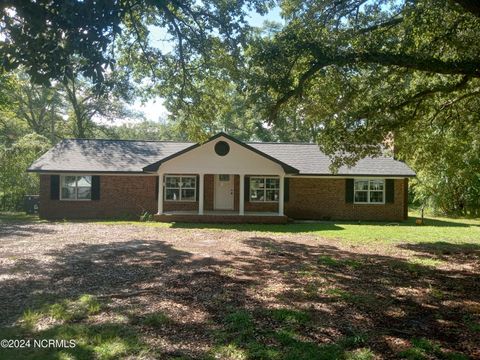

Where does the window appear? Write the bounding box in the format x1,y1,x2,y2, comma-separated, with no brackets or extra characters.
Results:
165,175,196,201
354,179,385,204
250,177,280,202
60,175,92,200
219,174,230,181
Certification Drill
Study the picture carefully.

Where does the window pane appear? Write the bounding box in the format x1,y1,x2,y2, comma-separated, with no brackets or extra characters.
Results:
355,191,368,203
77,187,91,199
266,178,279,189
61,186,76,199
63,176,77,187
370,191,384,203
182,177,196,188
250,189,264,201
166,177,179,188
61,176,76,199
219,174,230,181
77,176,91,187
370,180,384,191
266,189,279,201
76,176,92,200
165,188,180,200
355,180,369,191
181,189,195,201
250,178,264,189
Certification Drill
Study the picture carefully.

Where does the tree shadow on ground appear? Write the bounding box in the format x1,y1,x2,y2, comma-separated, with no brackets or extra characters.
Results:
401,216,480,227
0,234,479,359
169,216,478,234
171,222,345,233
398,241,480,264
0,222,56,239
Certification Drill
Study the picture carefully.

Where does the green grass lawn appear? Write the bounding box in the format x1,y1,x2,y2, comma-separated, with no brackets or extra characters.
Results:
167,214,480,244
2,211,479,244
94,211,480,244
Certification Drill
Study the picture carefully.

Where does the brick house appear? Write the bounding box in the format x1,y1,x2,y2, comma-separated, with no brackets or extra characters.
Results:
28,132,415,223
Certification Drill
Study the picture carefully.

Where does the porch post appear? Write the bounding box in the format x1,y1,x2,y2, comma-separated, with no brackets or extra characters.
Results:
279,174,285,216
198,173,204,215
239,174,245,215
157,173,164,215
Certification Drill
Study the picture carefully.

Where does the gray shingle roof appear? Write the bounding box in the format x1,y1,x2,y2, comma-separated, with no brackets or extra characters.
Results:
249,143,415,176
28,139,194,173
28,138,415,176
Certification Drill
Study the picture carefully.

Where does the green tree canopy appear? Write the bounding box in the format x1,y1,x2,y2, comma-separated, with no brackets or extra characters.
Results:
248,0,479,161
1,0,271,87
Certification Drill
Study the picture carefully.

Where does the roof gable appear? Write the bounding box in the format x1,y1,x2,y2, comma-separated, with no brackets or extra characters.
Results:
143,132,299,174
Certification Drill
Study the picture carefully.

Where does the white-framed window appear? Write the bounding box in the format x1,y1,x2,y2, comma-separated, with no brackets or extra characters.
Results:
165,175,196,201
249,176,280,202
354,179,385,204
60,175,92,200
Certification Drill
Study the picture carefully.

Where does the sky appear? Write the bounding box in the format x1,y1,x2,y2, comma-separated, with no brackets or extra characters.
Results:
128,6,283,125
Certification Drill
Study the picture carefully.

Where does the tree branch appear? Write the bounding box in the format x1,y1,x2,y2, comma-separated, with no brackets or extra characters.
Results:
125,0,158,81
453,0,480,17
270,50,480,119
391,75,471,110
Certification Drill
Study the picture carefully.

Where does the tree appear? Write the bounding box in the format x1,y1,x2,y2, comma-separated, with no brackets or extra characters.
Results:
0,133,51,210
109,119,185,141
0,73,27,145
0,0,270,88
12,73,65,142
61,74,141,138
396,101,480,216
247,0,479,162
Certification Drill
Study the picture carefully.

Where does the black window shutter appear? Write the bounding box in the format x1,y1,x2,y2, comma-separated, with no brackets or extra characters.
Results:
91,176,101,200
196,175,200,201
50,175,60,200
155,177,159,200
284,177,290,202
386,179,395,203
345,179,354,203
244,176,250,201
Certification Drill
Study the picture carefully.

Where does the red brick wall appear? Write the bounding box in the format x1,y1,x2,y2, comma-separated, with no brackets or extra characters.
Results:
39,175,157,219
204,174,214,211
234,175,240,211
245,201,278,212
39,174,408,221
284,178,407,221
163,201,198,211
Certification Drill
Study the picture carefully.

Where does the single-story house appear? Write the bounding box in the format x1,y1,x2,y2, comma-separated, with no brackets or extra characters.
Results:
28,132,415,223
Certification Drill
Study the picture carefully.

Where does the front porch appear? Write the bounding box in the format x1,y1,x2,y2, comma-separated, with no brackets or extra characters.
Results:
151,133,295,223
154,210,288,224
156,173,286,223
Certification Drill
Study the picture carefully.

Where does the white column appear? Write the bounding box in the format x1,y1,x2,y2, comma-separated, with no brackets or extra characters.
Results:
279,174,285,216
239,174,245,215
198,173,204,215
157,173,164,215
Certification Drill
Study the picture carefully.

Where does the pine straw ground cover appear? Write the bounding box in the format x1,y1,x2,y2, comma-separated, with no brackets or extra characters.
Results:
0,214,479,359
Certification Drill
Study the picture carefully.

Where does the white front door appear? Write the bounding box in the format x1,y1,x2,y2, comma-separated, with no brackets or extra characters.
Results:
214,174,234,210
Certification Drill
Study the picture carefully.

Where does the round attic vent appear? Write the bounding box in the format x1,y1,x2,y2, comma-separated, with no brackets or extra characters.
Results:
214,141,230,156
